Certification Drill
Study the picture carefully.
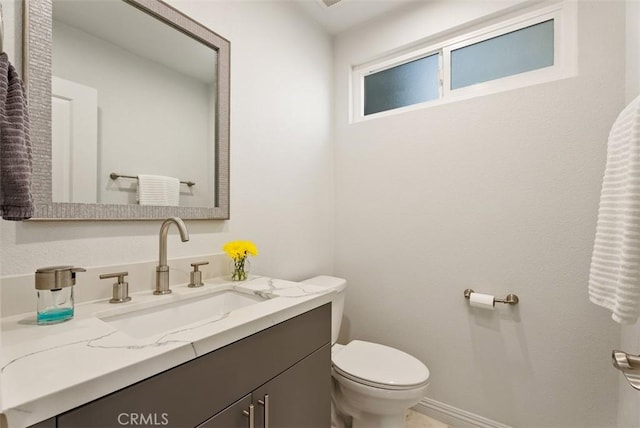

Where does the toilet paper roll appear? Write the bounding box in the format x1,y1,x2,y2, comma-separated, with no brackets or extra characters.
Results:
469,292,495,310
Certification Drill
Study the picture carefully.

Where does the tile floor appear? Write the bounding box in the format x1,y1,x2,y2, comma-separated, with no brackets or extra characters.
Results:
405,410,453,428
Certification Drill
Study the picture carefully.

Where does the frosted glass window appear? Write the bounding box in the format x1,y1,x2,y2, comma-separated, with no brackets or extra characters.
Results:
451,20,554,90
364,54,439,116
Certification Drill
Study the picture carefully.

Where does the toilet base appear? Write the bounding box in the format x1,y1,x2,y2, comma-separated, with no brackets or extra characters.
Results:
352,412,406,428
332,372,428,428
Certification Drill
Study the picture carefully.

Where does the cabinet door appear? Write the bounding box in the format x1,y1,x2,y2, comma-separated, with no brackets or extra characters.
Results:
197,394,252,428
253,344,331,428
27,418,56,428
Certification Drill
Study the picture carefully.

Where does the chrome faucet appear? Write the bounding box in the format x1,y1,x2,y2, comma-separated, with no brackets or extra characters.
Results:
155,217,190,295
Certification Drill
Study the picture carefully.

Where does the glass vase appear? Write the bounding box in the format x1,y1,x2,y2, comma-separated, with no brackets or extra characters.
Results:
230,257,250,281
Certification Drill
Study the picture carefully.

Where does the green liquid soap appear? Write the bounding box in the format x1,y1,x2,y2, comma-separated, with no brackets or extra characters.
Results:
37,307,74,324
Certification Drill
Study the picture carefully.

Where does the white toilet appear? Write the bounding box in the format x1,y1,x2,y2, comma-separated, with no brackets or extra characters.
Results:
301,276,430,428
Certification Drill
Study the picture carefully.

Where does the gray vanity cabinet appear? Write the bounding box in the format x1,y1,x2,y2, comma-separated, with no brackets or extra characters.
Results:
199,344,330,428
52,304,331,428
26,419,55,428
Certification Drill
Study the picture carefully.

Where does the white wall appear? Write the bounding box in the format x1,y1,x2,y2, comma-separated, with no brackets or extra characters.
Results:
0,1,334,290
625,0,640,106
333,1,625,426
616,1,640,426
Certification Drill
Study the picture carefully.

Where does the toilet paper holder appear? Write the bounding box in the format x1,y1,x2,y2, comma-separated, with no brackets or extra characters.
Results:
464,289,519,305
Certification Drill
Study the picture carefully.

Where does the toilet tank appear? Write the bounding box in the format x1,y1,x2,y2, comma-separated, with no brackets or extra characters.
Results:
301,275,346,344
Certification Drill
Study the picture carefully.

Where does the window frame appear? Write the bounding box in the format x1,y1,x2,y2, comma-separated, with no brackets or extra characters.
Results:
351,1,577,123
362,51,442,116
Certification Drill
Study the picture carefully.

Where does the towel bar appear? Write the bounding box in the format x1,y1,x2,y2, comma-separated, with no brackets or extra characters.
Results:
613,350,640,391
110,172,195,187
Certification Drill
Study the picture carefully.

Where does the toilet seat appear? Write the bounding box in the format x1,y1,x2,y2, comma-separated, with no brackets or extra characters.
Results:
332,340,430,391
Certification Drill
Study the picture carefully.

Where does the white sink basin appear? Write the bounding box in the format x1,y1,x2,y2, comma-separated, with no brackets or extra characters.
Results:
100,289,267,338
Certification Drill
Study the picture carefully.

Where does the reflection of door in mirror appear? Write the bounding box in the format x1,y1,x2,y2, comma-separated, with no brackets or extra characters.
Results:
52,76,98,204
51,0,217,208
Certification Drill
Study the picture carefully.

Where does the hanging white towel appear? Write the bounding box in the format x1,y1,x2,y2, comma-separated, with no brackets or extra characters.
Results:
136,174,180,206
589,94,640,324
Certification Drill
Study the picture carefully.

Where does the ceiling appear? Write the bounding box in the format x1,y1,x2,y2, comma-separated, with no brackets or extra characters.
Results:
294,0,422,35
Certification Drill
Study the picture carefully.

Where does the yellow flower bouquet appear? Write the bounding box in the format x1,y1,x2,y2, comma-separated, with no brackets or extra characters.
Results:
223,240,258,281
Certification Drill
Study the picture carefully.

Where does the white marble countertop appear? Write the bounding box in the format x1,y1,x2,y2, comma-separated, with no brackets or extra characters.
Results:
0,276,333,428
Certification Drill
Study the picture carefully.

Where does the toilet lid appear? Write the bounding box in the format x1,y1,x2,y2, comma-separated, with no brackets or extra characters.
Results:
332,340,429,389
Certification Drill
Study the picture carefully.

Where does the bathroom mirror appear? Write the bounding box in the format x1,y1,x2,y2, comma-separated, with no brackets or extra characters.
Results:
24,0,230,220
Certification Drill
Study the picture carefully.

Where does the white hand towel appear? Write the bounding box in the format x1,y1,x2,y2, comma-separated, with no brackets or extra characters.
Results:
589,94,640,324
137,174,180,207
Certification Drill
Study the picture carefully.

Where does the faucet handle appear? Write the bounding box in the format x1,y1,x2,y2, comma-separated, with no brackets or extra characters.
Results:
188,261,209,288
99,271,132,304
190,261,209,269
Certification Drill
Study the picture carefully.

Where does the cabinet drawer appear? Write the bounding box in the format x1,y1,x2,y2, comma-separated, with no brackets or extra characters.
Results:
57,303,331,428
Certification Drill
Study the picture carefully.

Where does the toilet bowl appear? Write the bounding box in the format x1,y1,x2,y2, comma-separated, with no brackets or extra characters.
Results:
301,276,430,428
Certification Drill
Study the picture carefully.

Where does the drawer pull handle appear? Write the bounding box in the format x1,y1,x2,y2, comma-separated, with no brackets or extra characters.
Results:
242,404,255,428
258,394,270,428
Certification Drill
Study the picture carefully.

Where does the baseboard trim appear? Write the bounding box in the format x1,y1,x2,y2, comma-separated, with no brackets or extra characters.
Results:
413,397,513,428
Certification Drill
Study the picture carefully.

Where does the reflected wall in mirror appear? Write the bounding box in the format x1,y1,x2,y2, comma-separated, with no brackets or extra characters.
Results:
25,0,230,219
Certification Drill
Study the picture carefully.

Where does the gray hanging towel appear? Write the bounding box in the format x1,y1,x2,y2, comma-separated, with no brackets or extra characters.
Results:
0,52,33,220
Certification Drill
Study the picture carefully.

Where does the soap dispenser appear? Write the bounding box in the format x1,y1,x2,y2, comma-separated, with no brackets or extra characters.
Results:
35,266,86,325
